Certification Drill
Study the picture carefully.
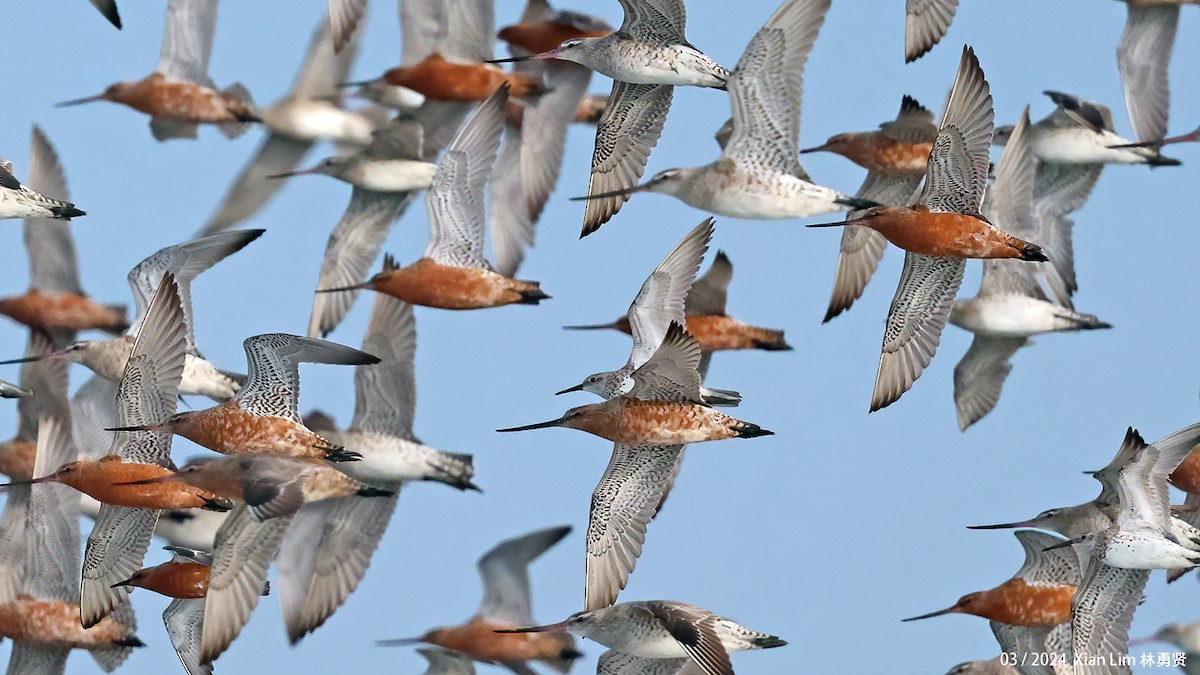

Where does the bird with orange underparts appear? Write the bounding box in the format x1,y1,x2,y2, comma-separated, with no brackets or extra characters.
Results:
806,46,1047,412
0,128,122,342
112,544,262,675
0,409,143,672
105,333,379,460
566,247,791,358
317,85,550,311
903,530,1080,667
0,229,263,402
119,453,395,521
291,113,435,337
57,0,259,141
347,0,544,104
52,274,206,629
279,294,479,645
949,109,1110,431
806,96,938,323
0,332,68,482
499,321,770,446
498,600,786,675
378,525,583,674
488,0,613,275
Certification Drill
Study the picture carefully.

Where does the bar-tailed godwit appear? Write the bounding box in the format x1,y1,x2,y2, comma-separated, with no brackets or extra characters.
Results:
568,249,791,354
73,274,193,629
490,0,611,275
1049,424,1200,668
57,0,260,141
201,16,377,234
489,0,732,235
0,128,122,341
0,333,67,481
378,526,582,673
106,333,379,460
499,326,771,445
816,96,936,323
564,0,871,235
317,86,550,311
807,47,1046,411
1114,1,1197,159
348,0,542,102
558,219,739,407
280,294,478,644
0,413,143,671
949,109,1110,430
903,530,1080,628
123,453,394,521
499,599,786,675
0,230,263,402
1007,90,1180,167
497,0,613,55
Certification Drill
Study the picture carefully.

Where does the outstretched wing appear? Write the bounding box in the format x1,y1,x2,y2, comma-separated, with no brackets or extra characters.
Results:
586,444,683,611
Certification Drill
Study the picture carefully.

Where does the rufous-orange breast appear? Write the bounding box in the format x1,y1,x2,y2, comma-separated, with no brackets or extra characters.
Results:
0,596,140,649
1170,444,1200,493
100,73,257,124
568,398,770,445
683,315,791,352
50,456,230,510
851,206,1046,260
0,290,126,334
164,401,341,458
422,618,578,664
820,134,932,174
121,561,209,599
937,579,1076,627
382,54,544,101
368,258,548,310
497,22,612,55
0,438,36,481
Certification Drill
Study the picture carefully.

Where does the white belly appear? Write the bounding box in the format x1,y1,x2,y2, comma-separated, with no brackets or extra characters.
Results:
1032,129,1154,165
351,160,438,192
180,354,239,401
596,45,726,87
687,172,847,220
0,191,50,219
330,432,430,485
267,102,376,145
952,296,1067,337
1105,535,1198,570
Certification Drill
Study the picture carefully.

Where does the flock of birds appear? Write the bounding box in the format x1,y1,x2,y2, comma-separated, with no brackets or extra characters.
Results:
0,0,1197,673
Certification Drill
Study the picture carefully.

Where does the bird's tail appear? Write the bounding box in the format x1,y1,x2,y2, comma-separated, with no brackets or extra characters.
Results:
701,386,742,407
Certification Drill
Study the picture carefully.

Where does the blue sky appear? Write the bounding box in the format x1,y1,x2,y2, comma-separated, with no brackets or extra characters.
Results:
1,0,1198,673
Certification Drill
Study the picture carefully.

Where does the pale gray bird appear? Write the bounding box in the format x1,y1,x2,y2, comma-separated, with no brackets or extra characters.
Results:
501,600,786,675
